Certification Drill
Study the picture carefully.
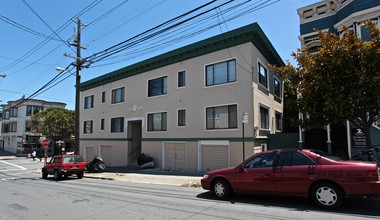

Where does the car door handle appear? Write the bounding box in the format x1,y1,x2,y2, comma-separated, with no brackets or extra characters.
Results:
264,173,271,176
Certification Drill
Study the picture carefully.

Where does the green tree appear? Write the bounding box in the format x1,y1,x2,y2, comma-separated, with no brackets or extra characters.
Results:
272,22,380,149
32,108,74,143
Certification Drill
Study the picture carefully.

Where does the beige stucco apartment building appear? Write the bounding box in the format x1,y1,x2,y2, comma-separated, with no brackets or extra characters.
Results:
79,23,284,173
1,98,66,154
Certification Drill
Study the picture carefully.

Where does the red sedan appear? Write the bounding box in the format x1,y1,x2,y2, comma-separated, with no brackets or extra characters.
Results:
201,149,380,209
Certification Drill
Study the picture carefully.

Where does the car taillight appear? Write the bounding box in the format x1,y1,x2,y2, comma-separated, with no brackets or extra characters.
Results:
368,169,380,181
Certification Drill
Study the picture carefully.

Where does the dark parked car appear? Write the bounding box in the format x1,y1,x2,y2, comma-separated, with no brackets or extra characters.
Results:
352,146,380,166
201,149,380,209
42,155,86,181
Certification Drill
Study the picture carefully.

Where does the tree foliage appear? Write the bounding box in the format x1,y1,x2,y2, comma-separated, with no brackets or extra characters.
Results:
31,108,74,139
272,21,380,149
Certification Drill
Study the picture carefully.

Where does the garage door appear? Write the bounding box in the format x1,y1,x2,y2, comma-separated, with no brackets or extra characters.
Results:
100,145,112,166
164,142,186,171
85,146,95,162
201,145,228,172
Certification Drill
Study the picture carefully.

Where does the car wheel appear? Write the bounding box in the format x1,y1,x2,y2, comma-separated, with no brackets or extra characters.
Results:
54,170,61,181
77,171,84,179
42,170,48,179
212,179,231,199
95,162,106,171
310,182,344,210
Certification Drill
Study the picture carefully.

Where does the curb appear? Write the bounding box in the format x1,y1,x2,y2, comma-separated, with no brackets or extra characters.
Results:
84,175,115,181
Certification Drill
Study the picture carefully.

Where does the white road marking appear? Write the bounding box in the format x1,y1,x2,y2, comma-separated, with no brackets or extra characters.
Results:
0,160,27,172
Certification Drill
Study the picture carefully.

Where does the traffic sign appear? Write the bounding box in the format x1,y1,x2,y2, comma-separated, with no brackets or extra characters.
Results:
242,112,248,124
41,139,50,148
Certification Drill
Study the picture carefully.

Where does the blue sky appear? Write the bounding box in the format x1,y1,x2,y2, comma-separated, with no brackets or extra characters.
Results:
0,0,319,110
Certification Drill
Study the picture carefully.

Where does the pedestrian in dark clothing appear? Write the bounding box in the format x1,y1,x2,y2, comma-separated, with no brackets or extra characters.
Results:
39,151,43,162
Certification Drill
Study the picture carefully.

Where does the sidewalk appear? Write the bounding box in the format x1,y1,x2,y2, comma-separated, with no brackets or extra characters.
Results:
1,150,203,187
85,167,203,187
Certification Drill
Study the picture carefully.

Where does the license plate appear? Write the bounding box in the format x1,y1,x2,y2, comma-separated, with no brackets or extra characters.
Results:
72,166,77,169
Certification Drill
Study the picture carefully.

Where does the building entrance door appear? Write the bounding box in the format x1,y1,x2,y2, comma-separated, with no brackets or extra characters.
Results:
128,120,142,163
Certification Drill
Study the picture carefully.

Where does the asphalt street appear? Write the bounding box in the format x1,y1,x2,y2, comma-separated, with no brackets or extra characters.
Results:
1,151,380,220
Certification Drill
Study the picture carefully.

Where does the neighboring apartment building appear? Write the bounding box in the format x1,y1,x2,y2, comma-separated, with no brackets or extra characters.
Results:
0,97,66,154
297,0,380,156
80,23,284,173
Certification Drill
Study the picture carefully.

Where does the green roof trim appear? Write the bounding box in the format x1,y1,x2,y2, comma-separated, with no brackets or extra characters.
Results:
80,137,268,143
81,22,284,91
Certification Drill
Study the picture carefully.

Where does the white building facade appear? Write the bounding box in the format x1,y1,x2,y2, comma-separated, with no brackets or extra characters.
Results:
0,98,66,154
79,23,284,173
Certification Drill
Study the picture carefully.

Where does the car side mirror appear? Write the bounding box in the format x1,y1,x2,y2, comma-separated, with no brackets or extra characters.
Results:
238,165,245,172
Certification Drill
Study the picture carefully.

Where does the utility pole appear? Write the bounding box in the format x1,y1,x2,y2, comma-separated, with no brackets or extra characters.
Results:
66,17,86,154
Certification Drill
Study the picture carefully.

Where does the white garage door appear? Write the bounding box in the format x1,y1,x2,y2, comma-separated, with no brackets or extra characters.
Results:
100,145,112,166
201,145,228,172
85,146,95,162
164,142,186,171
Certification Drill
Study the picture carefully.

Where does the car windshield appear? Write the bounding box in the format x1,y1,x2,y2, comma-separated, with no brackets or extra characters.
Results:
310,149,343,161
63,155,84,163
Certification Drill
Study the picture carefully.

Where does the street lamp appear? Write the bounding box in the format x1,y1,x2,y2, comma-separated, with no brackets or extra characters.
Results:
55,67,65,71
0,74,6,78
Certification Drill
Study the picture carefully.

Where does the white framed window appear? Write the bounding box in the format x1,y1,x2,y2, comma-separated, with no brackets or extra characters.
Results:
84,95,94,109
148,76,167,97
259,105,269,130
111,117,124,133
25,121,31,132
275,111,282,132
206,104,237,130
178,71,186,88
258,62,268,89
10,107,18,117
178,109,186,127
147,112,167,131
111,87,125,104
101,91,106,103
10,122,17,132
206,59,236,86
100,118,105,130
274,76,282,98
83,120,93,134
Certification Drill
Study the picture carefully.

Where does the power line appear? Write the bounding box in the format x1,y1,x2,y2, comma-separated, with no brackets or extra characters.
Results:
85,0,129,28
86,0,166,44
85,0,225,64
8,0,282,106
0,0,103,73
0,15,60,41
85,0,270,66
22,0,74,52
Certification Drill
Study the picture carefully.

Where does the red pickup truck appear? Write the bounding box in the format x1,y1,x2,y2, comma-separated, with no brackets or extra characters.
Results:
42,155,86,181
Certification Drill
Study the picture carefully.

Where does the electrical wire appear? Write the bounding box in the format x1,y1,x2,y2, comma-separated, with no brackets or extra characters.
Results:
86,0,165,44
95,0,279,66
92,1,258,65
85,0,129,28
7,0,282,103
0,0,103,74
0,15,60,41
22,0,74,52
1,0,106,103
86,0,233,64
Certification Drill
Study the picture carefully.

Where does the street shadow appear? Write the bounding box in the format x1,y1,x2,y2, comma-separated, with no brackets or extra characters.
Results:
197,192,380,216
43,176,83,182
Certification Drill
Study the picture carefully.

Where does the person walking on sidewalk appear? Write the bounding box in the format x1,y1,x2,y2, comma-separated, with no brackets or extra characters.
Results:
32,150,36,161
